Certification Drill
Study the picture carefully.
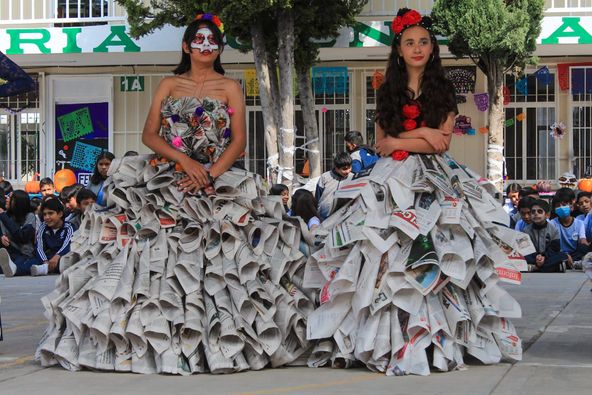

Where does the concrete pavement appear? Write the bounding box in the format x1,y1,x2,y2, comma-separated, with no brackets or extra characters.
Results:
0,272,590,395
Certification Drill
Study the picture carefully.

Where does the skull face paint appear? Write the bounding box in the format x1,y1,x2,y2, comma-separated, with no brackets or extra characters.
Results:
190,28,219,54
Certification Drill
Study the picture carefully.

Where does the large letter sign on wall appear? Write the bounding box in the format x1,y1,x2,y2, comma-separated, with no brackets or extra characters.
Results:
541,17,592,44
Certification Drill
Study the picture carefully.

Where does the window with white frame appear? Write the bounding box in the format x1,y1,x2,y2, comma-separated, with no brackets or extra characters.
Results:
364,72,380,147
504,70,557,182
571,67,592,178
0,76,40,182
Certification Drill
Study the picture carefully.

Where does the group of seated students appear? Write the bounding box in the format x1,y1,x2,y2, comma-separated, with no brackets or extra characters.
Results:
505,183,592,273
0,152,114,278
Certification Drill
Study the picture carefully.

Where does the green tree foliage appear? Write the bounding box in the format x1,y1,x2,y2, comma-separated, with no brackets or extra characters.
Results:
432,0,545,191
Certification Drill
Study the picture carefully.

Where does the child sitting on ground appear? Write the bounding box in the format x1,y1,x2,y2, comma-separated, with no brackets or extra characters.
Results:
514,196,536,232
551,189,588,268
0,190,37,277
67,188,97,229
28,197,74,276
39,177,56,198
524,199,567,272
270,184,290,213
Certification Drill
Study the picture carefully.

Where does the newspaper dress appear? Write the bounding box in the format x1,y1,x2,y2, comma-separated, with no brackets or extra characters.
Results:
305,153,535,376
36,96,314,374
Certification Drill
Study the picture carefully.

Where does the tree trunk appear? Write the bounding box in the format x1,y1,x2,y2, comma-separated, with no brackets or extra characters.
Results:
277,9,296,188
250,24,279,183
297,67,321,179
486,61,505,196
267,53,281,131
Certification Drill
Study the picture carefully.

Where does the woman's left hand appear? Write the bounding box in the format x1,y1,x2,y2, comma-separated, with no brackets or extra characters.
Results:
375,135,398,156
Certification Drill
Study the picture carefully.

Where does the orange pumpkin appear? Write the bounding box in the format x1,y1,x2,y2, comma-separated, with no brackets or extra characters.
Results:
54,169,77,192
25,180,40,193
578,178,592,192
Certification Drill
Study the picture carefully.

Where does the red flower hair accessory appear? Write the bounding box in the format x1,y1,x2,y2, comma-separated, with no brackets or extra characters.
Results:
391,9,432,37
195,12,225,34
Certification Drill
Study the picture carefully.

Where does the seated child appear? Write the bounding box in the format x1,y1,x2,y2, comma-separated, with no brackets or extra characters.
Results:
270,184,290,213
514,196,536,232
39,177,56,197
0,190,37,277
68,188,97,229
576,191,591,222
27,197,74,276
551,189,588,267
524,199,567,272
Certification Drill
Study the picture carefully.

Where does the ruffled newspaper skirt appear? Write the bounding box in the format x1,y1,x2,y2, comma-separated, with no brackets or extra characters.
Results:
36,155,314,374
304,154,534,376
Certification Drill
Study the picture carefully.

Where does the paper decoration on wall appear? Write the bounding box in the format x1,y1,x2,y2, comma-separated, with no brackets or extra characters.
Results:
550,121,566,140
312,67,348,95
557,62,592,91
534,66,552,86
455,95,467,104
516,112,525,122
371,70,384,90
466,128,476,135
57,106,94,142
473,93,489,112
244,69,259,97
515,77,528,95
505,118,515,127
71,141,104,171
478,126,489,134
453,115,472,135
444,66,477,93
503,85,510,105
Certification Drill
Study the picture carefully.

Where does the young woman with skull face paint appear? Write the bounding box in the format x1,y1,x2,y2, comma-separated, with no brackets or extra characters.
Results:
141,13,246,194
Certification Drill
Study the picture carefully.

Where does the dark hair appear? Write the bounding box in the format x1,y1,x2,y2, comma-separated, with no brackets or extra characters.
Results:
39,177,54,188
30,196,41,212
577,191,592,201
123,150,138,157
60,183,84,202
376,8,457,137
90,151,115,185
552,188,576,209
173,17,225,76
270,184,289,196
7,190,32,223
76,188,97,205
518,187,538,198
0,180,13,195
290,189,308,213
345,130,364,147
532,199,550,214
506,183,522,194
291,190,319,224
40,196,65,222
517,196,536,211
333,152,352,169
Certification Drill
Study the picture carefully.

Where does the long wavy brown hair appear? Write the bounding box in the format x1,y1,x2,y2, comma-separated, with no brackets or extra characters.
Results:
376,9,457,137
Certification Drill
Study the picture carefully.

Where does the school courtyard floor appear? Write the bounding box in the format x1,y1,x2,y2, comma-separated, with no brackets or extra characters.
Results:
0,272,591,395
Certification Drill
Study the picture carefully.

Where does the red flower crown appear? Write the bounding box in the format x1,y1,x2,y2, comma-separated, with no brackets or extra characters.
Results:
391,9,432,37
195,13,225,34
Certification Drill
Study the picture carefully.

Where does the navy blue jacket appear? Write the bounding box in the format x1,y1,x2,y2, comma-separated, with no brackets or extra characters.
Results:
36,222,74,261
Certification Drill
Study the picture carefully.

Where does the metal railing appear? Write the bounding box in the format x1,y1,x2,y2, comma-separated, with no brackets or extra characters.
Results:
358,0,592,16
0,0,132,25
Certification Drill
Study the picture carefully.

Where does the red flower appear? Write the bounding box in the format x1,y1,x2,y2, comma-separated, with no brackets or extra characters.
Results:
402,104,421,119
212,15,222,26
391,16,404,34
402,118,417,131
401,10,422,27
392,150,410,161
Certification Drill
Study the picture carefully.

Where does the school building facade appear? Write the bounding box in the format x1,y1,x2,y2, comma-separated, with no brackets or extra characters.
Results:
1,0,591,187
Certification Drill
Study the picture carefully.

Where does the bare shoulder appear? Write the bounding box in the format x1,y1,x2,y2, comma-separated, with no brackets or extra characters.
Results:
221,77,243,96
